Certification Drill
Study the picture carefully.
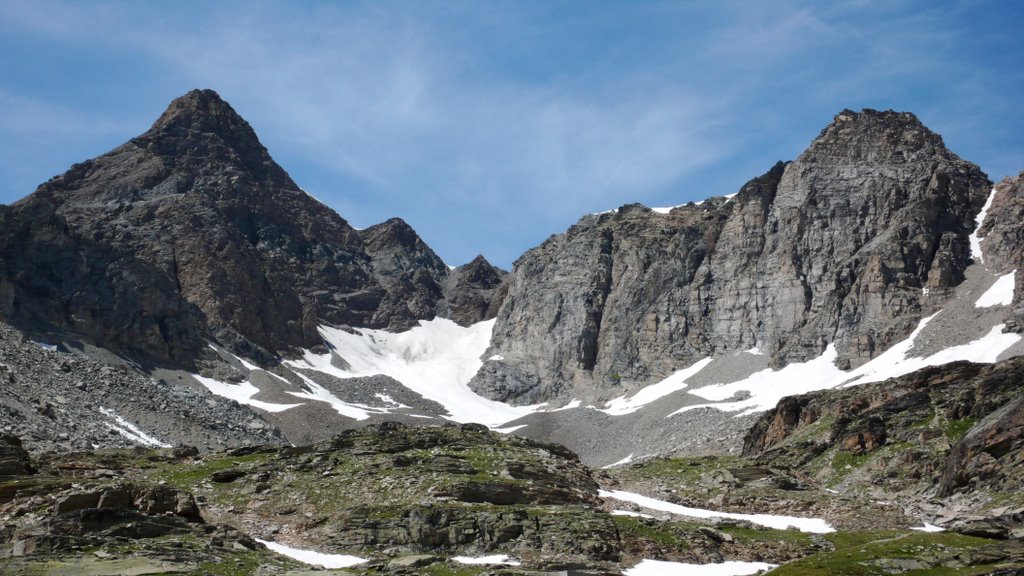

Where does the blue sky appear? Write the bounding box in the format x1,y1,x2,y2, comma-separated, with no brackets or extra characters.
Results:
1,1,1021,268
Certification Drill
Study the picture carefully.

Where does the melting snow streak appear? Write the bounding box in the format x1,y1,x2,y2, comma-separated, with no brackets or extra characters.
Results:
600,489,834,533
98,407,170,448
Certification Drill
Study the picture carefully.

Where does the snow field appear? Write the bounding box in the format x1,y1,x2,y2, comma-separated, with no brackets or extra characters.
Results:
976,271,1016,308
255,539,365,568
600,489,835,533
286,318,548,427
452,554,521,565
624,559,775,576
671,314,1020,417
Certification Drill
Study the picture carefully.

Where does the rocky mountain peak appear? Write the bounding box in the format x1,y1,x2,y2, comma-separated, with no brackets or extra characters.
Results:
139,88,285,185
804,108,949,163
0,89,497,366
460,255,505,287
474,109,992,404
150,89,242,131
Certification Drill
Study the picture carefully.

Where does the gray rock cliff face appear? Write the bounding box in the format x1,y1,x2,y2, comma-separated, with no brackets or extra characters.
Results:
473,109,992,404
0,90,506,367
977,171,1024,312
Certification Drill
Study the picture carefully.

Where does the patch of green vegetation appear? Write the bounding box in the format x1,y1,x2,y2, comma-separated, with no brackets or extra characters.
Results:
419,564,489,576
197,551,263,576
612,515,690,548
619,455,746,484
785,415,836,445
826,450,872,485
768,530,997,575
149,452,272,488
908,414,937,430
944,418,975,442
724,524,816,546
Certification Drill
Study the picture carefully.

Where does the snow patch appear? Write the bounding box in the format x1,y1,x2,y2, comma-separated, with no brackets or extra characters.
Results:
492,424,528,434
600,489,834,533
969,187,998,263
745,347,764,356
600,358,713,415
550,399,583,411
488,354,505,361
911,523,945,533
255,539,365,569
374,393,407,407
285,372,376,420
192,374,304,413
602,453,635,469
624,559,775,576
611,510,655,519
453,554,521,566
674,314,1021,416
286,318,547,427
98,407,171,448
976,271,1016,308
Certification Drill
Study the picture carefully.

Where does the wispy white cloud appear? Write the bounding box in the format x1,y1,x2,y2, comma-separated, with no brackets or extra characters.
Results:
0,0,1020,266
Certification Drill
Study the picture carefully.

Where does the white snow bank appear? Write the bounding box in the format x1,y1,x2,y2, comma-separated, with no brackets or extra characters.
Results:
492,424,528,434
611,510,655,519
674,314,1021,416
285,372,380,420
453,554,521,566
600,489,834,533
600,358,713,415
624,559,775,576
286,318,546,427
976,271,1016,308
910,523,945,533
969,187,998,263
98,407,171,448
602,453,635,469
192,374,303,413
255,539,365,568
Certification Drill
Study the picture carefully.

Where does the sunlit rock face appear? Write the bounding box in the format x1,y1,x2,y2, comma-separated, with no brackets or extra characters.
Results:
475,109,992,404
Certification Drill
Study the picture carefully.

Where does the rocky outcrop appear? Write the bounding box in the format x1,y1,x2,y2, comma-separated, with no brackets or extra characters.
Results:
475,109,992,403
440,255,509,326
0,89,505,369
939,385,1024,497
0,433,31,477
1,423,624,571
742,356,1024,502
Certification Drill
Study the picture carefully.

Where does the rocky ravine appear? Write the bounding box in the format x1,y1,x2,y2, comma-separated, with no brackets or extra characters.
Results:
0,89,507,370
474,110,995,405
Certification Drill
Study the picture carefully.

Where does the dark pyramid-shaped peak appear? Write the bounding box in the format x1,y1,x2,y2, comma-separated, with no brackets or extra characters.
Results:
362,217,449,278
136,89,283,183
803,108,950,163
151,89,243,132
455,255,506,288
